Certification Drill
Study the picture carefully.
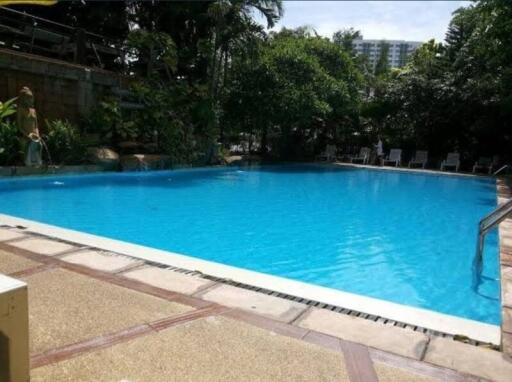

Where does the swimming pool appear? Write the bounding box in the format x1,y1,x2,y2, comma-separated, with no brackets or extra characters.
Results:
0,164,500,324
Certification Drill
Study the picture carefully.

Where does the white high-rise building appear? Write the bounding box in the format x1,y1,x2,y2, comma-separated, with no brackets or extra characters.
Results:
352,36,422,69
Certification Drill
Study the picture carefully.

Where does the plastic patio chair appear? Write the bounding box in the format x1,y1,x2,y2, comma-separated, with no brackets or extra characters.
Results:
350,147,371,165
317,144,337,162
440,152,460,172
472,157,494,174
408,150,428,169
382,148,402,167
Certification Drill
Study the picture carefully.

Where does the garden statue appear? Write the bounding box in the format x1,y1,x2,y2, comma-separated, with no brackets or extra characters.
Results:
17,87,42,166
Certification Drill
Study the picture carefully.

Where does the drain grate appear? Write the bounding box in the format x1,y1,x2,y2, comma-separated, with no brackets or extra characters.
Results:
201,275,474,344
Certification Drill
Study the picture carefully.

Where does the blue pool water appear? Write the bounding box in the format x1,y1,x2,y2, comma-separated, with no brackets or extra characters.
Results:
0,165,499,324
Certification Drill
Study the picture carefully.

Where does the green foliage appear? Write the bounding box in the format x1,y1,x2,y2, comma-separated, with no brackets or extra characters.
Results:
0,98,17,122
24,1,512,164
0,121,20,166
362,0,512,162
224,31,362,159
0,98,19,165
332,28,361,55
131,79,218,164
85,99,138,144
44,120,85,165
127,29,178,77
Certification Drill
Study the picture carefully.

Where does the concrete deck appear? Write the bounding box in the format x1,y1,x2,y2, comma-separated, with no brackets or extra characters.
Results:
0,248,39,274
32,316,351,382
497,179,512,358
22,268,191,353
0,230,511,381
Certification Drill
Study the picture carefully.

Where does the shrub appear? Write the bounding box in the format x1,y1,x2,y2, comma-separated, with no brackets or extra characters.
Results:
45,119,85,165
0,97,17,122
84,99,139,144
0,121,20,166
0,98,19,166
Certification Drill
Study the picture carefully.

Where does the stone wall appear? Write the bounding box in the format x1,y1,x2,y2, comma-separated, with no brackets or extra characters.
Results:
0,48,129,125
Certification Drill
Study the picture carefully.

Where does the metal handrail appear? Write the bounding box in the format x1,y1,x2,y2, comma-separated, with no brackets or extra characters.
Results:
473,199,512,289
480,201,512,232
494,165,510,176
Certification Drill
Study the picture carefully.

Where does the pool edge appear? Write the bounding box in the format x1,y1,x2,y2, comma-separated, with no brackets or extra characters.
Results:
0,213,500,345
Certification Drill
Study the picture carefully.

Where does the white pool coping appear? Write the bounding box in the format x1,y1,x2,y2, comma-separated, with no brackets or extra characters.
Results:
0,213,500,344
334,162,493,179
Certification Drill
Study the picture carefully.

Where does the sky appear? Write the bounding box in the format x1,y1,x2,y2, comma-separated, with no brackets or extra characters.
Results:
257,1,472,43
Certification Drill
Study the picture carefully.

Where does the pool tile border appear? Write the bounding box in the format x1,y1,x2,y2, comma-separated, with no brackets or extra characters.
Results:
497,177,512,359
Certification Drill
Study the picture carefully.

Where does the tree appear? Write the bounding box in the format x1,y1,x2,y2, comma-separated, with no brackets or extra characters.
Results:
374,41,390,77
363,0,512,162
224,29,362,159
332,28,361,55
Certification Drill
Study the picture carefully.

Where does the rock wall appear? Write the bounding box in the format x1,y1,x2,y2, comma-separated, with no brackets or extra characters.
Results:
0,48,130,125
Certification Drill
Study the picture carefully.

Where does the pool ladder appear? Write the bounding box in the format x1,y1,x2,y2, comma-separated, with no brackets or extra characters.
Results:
473,198,512,289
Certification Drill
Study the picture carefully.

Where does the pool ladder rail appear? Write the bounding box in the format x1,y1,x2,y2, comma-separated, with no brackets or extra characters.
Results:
493,165,510,176
473,198,512,289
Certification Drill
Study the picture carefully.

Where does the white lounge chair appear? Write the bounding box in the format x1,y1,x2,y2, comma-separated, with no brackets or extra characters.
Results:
317,144,337,162
408,150,428,168
440,152,460,172
472,157,494,174
351,147,371,165
382,149,402,167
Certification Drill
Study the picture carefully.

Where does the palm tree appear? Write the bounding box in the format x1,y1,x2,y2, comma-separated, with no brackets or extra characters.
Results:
207,0,283,141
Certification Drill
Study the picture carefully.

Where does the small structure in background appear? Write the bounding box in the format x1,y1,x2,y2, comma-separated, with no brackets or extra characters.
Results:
352,35,422,69
17,87,43,167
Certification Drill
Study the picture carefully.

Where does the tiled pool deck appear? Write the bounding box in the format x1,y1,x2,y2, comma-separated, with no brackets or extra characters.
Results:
497,178,512,358
1,222,512,381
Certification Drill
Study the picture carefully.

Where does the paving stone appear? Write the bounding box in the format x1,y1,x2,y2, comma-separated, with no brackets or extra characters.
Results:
424,337,512,382
0,228,26,242
501,236,512,250
374,363,438,382
23,268,191,353
31,316,349,382
502,266,512,281
502,252,512,267
500,221,512,230
61,250,142,273
503,277,512,307
502,332,512,360
123,266,213,295
200,284,306,322
503,308,512,333
8,237,78,256
297,307,428,359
